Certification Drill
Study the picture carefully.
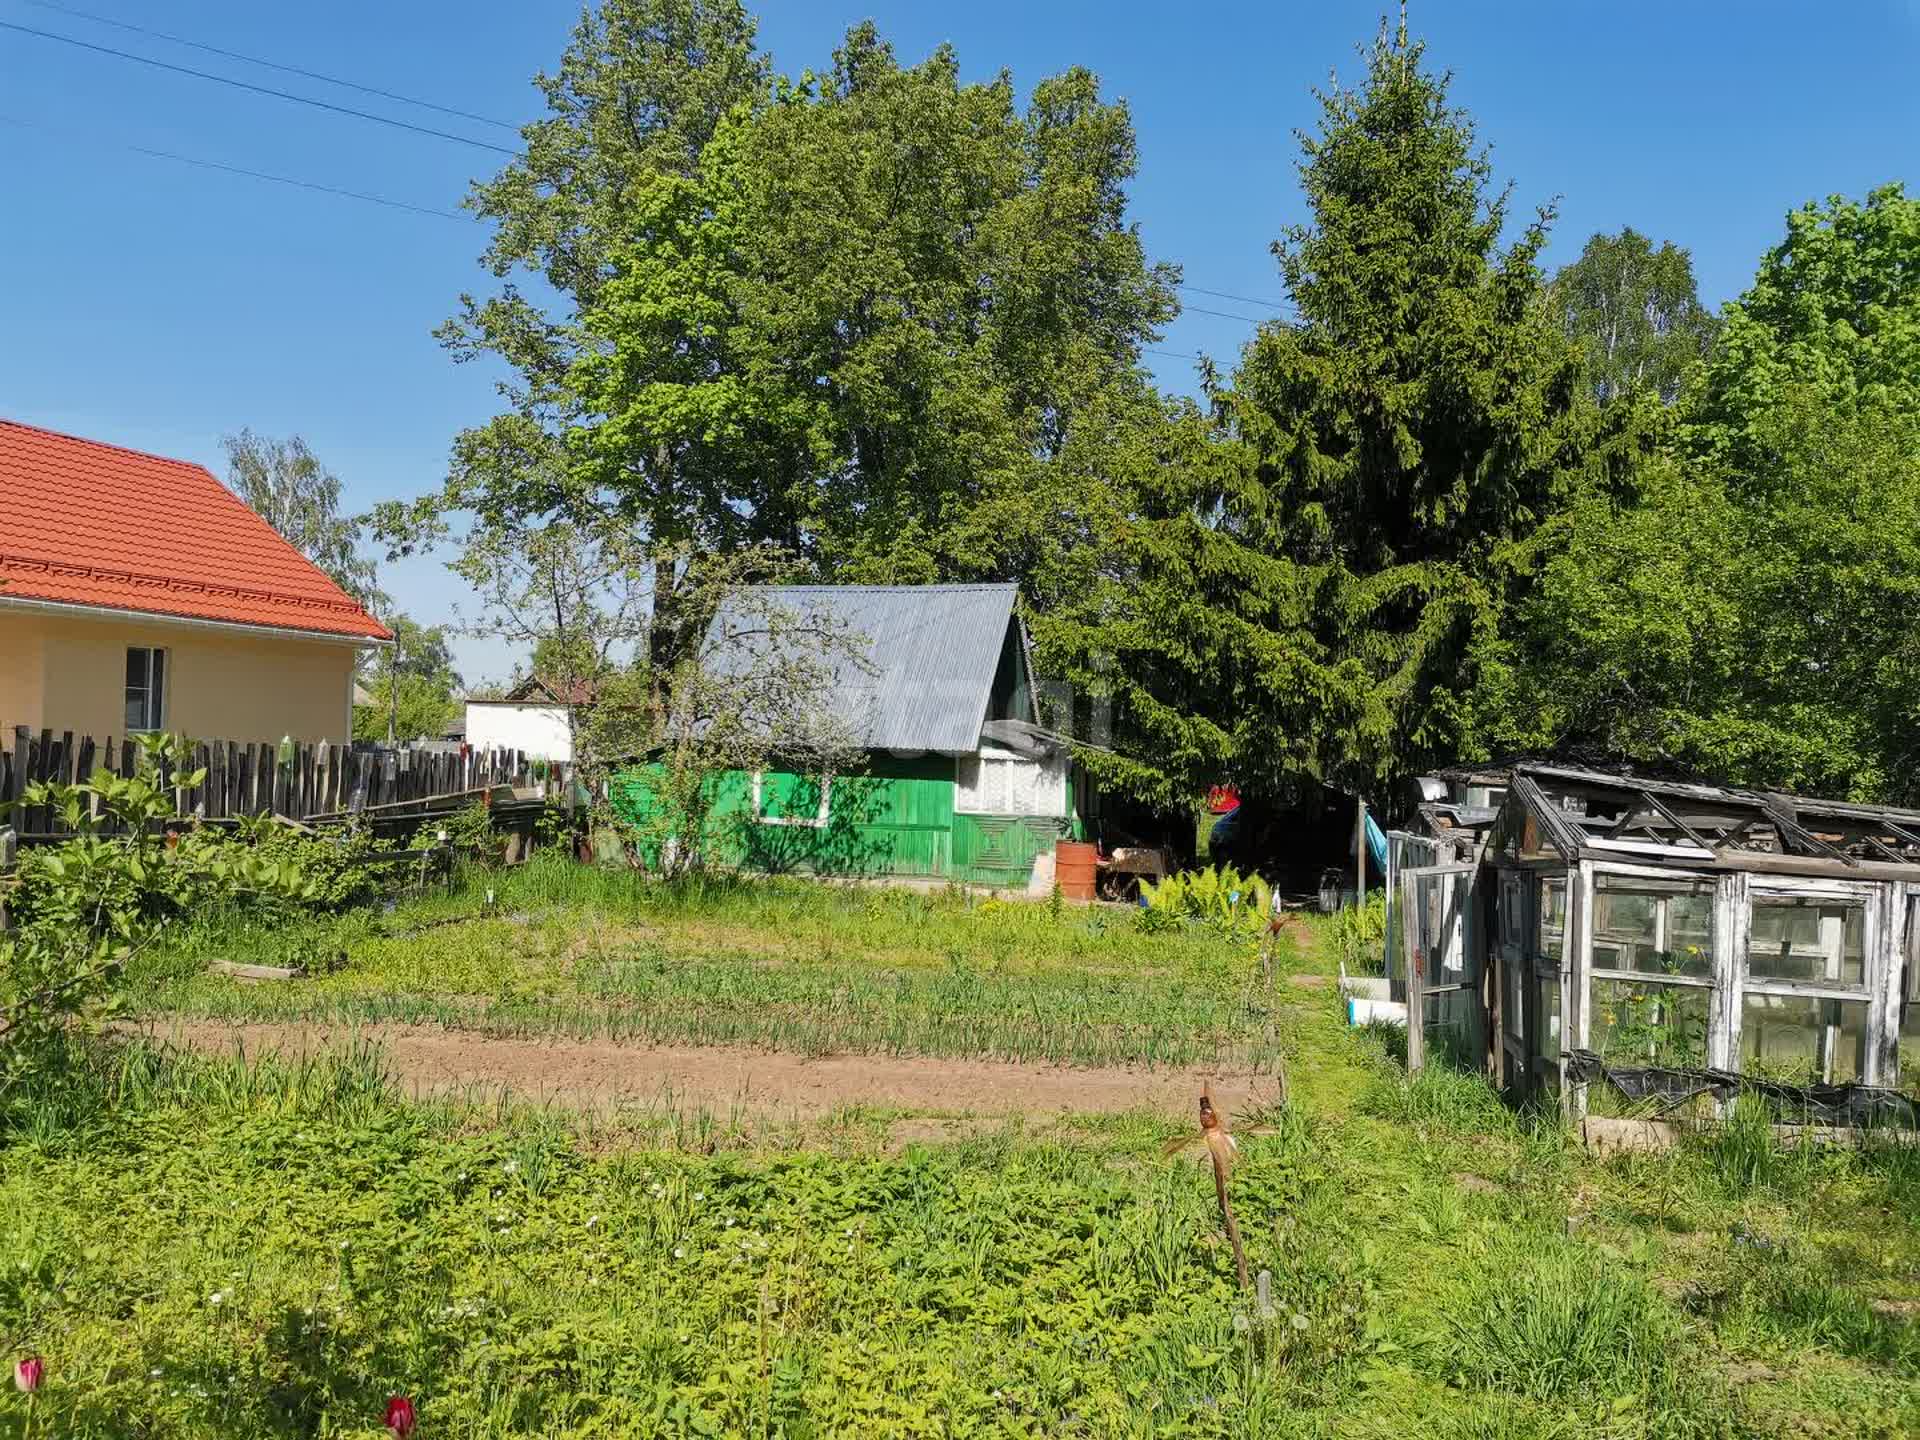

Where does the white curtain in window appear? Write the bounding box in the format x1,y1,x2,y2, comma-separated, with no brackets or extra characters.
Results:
954,747,1069,817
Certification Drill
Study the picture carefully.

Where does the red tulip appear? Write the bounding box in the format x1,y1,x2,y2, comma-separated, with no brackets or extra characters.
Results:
14,1356,43,1393
384,1395,417,1437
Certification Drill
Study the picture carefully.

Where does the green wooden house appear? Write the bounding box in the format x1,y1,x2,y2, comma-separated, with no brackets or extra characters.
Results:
613,583,1086,887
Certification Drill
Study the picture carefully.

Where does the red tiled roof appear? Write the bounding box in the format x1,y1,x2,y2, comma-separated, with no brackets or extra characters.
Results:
0,419,391,641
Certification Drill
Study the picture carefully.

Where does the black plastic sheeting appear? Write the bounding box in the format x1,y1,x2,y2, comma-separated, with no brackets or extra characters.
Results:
1565,1049,1920,1128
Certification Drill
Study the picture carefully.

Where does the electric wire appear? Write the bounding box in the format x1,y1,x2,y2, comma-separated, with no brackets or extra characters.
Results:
0,19,517,155
20,0,520,131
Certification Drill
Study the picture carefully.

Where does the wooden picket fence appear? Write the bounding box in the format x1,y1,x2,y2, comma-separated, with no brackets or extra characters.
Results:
0,727,564,842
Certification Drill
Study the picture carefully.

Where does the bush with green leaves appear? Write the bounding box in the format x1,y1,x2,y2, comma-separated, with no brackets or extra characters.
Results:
1331,893,1387,976
1138,864,1274,938
0,735,313,1097
230,814,404,911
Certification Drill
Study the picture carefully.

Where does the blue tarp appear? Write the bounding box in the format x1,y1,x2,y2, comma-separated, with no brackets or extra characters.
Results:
1365,811,1387,871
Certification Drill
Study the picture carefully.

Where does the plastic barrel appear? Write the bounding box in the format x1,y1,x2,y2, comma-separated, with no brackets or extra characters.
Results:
1054,840,1099,900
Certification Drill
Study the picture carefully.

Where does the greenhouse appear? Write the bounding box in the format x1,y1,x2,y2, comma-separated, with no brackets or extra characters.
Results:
1391,763,1920,1119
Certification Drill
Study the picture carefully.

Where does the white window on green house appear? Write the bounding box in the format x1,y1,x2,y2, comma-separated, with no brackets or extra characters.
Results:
752,770,831,828
125,646,166,732
954,747,1070,817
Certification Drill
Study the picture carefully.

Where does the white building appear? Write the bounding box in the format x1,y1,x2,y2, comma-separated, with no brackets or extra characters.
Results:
463,676,589,762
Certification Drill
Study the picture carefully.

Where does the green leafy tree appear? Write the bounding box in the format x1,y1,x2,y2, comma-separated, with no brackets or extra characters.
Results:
353,614,463,743
404,7,1173,696
222,429,382,609
1687,183,1920,472
1550,227,1718,405
1040,23,1591,805
1514,191,1920,801
1515,388,1920,800
413,0,764,681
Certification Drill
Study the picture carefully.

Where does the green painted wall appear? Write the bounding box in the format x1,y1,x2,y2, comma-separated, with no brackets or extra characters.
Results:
951,813,1072,888
612,754,960,879
612,753,1077,887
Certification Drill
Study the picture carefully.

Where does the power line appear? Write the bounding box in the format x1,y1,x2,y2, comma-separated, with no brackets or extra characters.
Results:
1179,301,1270,326
0,116,468,220
0,19,518,156
22,0,520,131
1178,283,1292,313
3,15,1300,329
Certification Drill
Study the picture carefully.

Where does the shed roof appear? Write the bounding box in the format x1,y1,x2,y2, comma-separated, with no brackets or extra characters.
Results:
1498,761,1920,880
0,419,389,641
702,583,1026,754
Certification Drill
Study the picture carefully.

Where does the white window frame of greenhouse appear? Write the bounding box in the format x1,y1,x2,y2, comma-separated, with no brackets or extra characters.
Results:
1389,763,1920,1117
1558,863,1906,1103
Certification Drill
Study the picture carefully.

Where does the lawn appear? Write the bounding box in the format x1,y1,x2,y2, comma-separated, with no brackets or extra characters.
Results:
130,862,1294,1073
1,861,1915,1438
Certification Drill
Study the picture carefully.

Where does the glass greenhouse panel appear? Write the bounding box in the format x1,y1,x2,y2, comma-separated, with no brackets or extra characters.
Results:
1740,993,1869,1086
1591,876,1714,978
1749,897,1865,987
1590,979,1712,1069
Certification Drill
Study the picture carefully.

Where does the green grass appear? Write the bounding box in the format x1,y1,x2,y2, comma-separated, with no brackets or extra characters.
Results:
1,870,1917,1437
131,856,1298,1070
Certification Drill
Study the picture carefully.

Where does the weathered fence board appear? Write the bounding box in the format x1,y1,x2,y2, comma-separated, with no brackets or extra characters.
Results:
0,730,554,841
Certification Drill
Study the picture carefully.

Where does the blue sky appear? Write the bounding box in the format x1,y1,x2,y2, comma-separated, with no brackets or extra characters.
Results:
2,2,1915,682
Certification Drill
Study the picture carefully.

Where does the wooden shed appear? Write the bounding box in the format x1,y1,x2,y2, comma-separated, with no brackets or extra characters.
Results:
1392,763,1920,1117
612,584,1089,888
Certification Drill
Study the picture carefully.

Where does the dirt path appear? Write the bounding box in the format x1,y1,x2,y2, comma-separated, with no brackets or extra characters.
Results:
142,1019,1275,1123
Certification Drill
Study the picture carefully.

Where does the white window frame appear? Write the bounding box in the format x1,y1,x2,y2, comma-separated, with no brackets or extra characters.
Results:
750,769,832,828
125,645,167,732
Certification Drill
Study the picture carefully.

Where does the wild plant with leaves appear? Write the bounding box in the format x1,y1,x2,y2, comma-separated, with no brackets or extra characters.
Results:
0,735,312,1092
1139,865,1273,939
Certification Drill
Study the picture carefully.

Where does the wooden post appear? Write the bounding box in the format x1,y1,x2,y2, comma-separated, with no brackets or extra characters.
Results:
1355,791,1367,912
1402,865,1427,1075
1211,1144,1249,1292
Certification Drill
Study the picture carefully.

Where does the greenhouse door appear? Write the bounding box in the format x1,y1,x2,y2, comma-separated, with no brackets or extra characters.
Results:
1399,863,1482,1073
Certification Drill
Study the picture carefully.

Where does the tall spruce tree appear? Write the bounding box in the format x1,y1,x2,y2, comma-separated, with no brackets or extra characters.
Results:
1038,22,1592,806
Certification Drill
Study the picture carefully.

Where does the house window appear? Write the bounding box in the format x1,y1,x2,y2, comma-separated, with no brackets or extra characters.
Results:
125,647,166,731
752,770,831,828
954,748,1070,818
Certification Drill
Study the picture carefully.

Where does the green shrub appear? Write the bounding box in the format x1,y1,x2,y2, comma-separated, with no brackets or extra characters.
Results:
0,735,313,1100
233,816,403,911
1331,893,1388,975
1138,863,1273,938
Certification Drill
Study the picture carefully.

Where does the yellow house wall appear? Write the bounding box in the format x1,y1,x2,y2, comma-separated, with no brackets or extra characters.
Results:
0,619,45,733
1,607,360,742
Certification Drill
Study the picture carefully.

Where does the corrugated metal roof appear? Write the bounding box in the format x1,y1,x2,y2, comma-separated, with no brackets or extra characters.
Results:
703,583,1021,754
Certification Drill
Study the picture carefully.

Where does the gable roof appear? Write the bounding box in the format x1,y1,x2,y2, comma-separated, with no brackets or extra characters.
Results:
703,583,1027,754
0,419,390,641
499,675,597,706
